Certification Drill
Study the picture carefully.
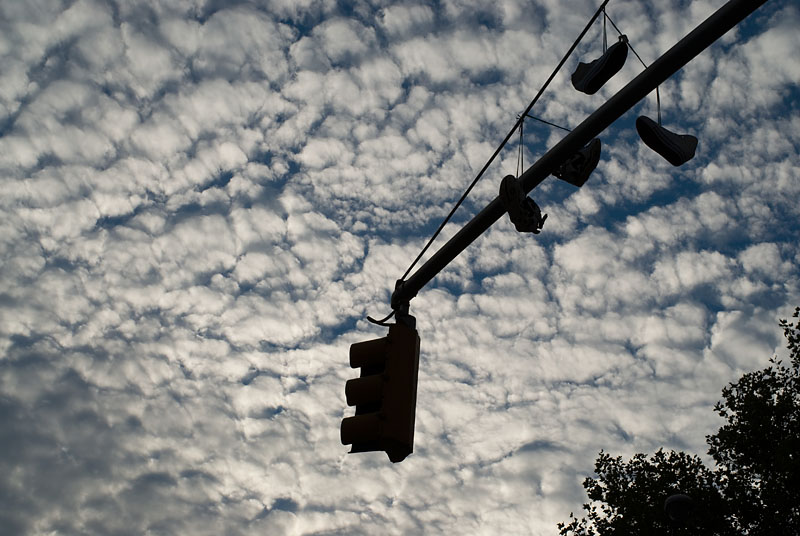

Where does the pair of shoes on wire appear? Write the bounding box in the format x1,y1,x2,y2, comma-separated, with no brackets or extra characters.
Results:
553,138,602,187
500,140,602,233
572,35,629,95
636,116,698,166
570,18,697,167
500,174,547,234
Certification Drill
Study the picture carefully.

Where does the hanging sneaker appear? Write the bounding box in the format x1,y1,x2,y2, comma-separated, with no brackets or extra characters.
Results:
572,35,629,95
500,174,547,234
553,138,602,187
525,197,547,234
636,116,698,166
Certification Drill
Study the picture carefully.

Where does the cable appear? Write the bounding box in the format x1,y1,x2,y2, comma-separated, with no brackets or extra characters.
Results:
604,12,645,66
604,11,662,124
525,113,572,133
367,310,395,326
396,0,612,284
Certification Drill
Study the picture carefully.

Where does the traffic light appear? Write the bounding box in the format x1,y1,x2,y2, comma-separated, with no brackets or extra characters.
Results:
340,322,420,463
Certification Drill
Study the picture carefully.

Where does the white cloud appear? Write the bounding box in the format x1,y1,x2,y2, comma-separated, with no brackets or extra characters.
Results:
652,250,734,296
379,4,435,37
298,137,352,169
317,17,375,64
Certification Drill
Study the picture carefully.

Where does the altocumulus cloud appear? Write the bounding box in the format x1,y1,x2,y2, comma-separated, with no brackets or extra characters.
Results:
0,0,798,534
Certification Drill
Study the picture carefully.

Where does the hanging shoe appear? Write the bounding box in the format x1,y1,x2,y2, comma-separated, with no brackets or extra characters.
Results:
525,197,547,234
572,35,629,95
553,138,602,187
500,174,547,234
636,116,698,166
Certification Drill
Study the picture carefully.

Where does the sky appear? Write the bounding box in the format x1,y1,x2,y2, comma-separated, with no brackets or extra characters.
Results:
0,0,798,534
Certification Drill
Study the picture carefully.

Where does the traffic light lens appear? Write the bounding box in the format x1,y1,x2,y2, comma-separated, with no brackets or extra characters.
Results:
341,413,381,446
345,375,384,407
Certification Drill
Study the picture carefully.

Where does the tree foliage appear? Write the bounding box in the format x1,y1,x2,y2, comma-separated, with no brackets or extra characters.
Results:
559,308,800,536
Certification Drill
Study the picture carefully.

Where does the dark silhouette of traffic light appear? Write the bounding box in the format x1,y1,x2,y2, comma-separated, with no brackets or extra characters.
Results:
340,322,420,463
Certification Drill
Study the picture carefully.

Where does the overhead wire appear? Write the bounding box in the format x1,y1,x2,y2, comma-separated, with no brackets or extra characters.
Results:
525,114,572,132
604,11,662,124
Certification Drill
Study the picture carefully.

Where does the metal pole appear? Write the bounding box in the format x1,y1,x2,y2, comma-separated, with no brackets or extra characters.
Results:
391,0,769,310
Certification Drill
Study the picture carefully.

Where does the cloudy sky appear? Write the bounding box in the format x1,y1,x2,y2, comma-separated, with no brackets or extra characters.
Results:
1,0,798,534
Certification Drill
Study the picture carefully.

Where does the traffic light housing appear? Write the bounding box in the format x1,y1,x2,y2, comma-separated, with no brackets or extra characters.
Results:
340,322,420,463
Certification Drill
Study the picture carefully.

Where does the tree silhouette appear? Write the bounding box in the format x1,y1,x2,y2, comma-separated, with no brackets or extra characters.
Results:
558,308,800,536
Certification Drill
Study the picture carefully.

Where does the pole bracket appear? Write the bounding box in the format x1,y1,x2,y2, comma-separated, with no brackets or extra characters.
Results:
391,280,416,329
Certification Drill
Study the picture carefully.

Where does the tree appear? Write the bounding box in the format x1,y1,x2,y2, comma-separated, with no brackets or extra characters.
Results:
558,308,800,536
557,449,736,535
708,308,800,534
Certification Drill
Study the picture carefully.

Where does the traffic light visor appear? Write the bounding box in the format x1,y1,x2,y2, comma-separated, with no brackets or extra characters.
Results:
350,337,388,369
